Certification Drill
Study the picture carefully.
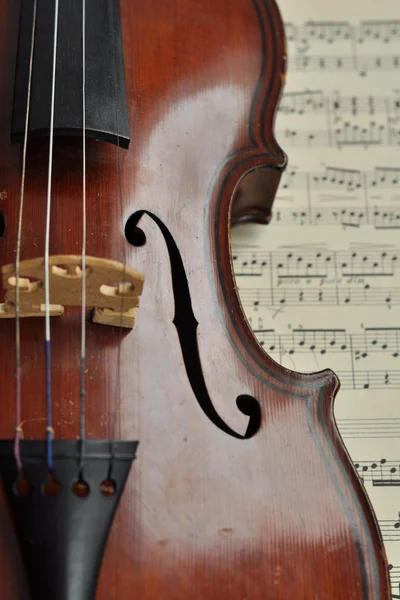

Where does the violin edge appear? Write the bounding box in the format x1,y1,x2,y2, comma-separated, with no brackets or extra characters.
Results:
210,2,391,591
316,378,392,599
231,0,288,226
222,0,339,389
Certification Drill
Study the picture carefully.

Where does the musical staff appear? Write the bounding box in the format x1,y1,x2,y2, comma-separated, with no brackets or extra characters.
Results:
379,517,400,543
258,164,400,229
388,564,400,599
354,458,400,486
240,285,400,309
271,206,400,229
233,246,400,315
252,327,400,359
243,324,400,390
281,165,400,190
298,20,400,46
277,90,400,149
279,90,400,117
336,418,400,439
234,248,400,278
278,127,400,149
294,54,400,75
285,19,400,75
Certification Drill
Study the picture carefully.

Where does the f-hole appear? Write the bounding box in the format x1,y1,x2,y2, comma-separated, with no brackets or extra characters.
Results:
125,210,261,440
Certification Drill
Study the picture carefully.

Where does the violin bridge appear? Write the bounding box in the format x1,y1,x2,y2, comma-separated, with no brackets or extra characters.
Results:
0,255,144,329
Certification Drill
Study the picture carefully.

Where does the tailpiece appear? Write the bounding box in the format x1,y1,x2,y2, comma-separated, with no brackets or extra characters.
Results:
0,440,138,600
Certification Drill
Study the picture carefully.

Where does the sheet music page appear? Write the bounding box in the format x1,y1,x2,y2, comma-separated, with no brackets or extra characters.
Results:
231,0,400,594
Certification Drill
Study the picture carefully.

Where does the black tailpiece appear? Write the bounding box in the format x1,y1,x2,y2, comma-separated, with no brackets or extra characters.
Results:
0,439,138,600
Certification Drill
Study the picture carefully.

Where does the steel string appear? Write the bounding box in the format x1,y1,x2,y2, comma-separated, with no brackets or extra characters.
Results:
14,0,38,473
79,0,87,474
44,0,60,471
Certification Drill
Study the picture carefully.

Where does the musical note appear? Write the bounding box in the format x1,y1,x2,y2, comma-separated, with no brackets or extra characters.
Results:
294,54,400,75
339,250,398,277
231,252,268,277
321,166,363,190
357,20,400,44
278,164,400,190
369,166,400,187
298,20,353,47
378,516,400,542
244,164,400,229
249,326,400,390
252,329,280,358
279,91,399,118
387,564,400,599
354,458,400,486
277,90,400,148
285,19,400,75
373,208,400,230
279,90,326,115
253,328,400,358
285,328,347,356
359,328,400,358
233,246,400,280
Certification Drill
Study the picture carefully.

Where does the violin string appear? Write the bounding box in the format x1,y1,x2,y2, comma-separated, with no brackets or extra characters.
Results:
14,0,38,473
107,132,124,480
44,0,60,472
79,0,87,475
110,4,125,476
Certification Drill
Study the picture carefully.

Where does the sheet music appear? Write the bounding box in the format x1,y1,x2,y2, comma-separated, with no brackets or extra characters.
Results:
231,1,400,594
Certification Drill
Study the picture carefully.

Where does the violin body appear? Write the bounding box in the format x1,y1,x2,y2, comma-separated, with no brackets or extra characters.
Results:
0,0,391,598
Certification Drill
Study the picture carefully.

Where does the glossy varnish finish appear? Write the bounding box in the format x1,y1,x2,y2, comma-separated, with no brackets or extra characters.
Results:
0,0,391,598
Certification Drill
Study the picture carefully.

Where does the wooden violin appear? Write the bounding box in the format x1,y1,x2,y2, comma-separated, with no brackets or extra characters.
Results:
0,0,391,598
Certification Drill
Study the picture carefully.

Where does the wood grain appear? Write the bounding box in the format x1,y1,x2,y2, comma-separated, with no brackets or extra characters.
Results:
0,0,391,598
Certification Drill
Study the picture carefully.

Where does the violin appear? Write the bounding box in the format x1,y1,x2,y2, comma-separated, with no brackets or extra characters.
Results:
0,0,391,598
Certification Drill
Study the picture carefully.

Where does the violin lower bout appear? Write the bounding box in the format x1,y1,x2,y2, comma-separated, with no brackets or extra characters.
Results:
93,373,389,600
